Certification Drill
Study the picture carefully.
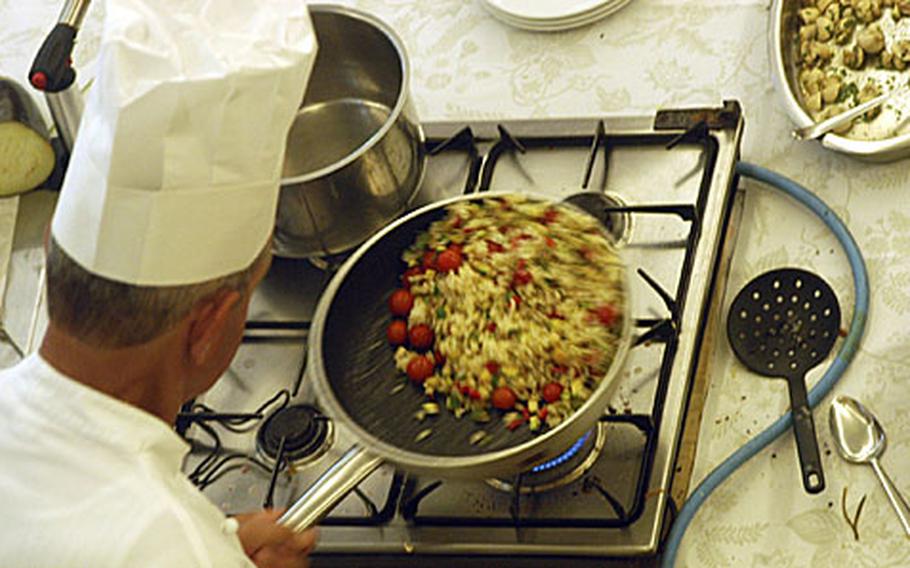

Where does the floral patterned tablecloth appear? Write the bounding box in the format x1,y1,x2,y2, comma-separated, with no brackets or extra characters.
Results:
3,0,910,565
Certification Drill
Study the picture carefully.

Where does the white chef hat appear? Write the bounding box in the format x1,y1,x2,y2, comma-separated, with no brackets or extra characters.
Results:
51,0,317,285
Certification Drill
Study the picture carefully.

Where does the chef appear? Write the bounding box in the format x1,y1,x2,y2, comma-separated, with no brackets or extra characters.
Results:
0,0,319,566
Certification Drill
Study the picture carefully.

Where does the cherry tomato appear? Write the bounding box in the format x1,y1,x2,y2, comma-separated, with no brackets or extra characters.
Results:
388,289,414,316
538,407,549,420
485,361,500,376
409,324,434,350
542,382,563,403
512,269,532,286
545,237,556,248
592,304,618,327
541,209,559,224
406,355,435,383
452,215,463,229
512,295,522,307
491,387,517,410
387,320,407,345
436,248,463,272
486,322,497,333
422,250,438,270
402,266,424,288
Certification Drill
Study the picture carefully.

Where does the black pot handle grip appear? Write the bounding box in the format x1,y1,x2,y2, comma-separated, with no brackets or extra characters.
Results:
29,24,78,93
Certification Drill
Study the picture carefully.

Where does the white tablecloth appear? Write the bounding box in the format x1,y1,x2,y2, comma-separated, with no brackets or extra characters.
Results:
2,0,909,565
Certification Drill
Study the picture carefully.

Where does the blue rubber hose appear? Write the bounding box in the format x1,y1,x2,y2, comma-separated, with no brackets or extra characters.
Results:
660,161,870,567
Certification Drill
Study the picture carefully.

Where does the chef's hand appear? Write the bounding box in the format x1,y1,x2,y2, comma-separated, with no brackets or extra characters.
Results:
234,509,318,568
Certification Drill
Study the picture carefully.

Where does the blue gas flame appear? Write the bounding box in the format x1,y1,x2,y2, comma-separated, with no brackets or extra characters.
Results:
531,431,592,473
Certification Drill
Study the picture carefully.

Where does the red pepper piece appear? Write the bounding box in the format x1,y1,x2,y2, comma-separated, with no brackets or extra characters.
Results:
541,209,559,224
434,348,446,368
487,240,505,254
591,304,618,327
512,269,532,286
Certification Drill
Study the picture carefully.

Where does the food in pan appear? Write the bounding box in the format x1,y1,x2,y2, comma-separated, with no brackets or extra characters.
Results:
384,195,624,434
0,78,55,196
795,0,910,134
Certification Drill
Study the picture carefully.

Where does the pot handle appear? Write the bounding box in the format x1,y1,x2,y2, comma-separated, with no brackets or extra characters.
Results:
278,445,383,532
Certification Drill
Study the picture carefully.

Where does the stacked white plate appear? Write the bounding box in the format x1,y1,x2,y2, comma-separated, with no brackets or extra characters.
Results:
481,0,633,32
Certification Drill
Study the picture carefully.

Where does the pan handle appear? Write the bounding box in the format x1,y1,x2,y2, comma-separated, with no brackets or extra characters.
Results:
277,445,383,532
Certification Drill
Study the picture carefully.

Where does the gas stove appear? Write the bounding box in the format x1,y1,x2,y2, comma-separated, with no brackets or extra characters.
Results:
180,101,745,565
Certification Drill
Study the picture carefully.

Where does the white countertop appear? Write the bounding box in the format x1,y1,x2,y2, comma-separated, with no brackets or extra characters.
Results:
3,0,909,565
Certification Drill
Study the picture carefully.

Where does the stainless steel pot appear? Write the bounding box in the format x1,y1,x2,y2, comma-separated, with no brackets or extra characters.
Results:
274,4,426,258
278,192,632,531
770,0,910,161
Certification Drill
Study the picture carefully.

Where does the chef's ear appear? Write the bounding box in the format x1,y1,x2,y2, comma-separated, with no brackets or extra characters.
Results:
188,288,241,365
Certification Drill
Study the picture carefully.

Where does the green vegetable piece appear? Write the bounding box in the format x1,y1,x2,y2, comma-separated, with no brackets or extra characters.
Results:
470,409,491,423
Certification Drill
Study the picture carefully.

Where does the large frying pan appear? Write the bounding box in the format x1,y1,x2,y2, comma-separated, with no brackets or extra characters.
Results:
279,192,632,532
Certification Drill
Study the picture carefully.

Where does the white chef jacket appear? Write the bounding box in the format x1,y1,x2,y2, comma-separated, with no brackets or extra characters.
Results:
0,354,255,567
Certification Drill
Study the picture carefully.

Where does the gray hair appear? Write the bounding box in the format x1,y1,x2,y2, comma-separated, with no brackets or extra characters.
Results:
45,237,264,348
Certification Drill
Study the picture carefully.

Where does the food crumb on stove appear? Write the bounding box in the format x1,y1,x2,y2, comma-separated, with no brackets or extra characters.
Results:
415,428,432,442
741,395,747,401
771,452,777,459
828,501,834,508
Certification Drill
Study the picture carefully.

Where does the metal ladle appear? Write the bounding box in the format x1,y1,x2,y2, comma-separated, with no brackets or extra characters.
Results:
829,395,910,537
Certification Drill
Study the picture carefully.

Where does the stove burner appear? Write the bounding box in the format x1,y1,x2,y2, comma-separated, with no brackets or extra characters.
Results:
486,423,608,494
256,404,332,466
563,191,631,244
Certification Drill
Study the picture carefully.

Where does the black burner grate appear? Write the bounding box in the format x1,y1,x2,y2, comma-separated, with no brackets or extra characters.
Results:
256,404,330,464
